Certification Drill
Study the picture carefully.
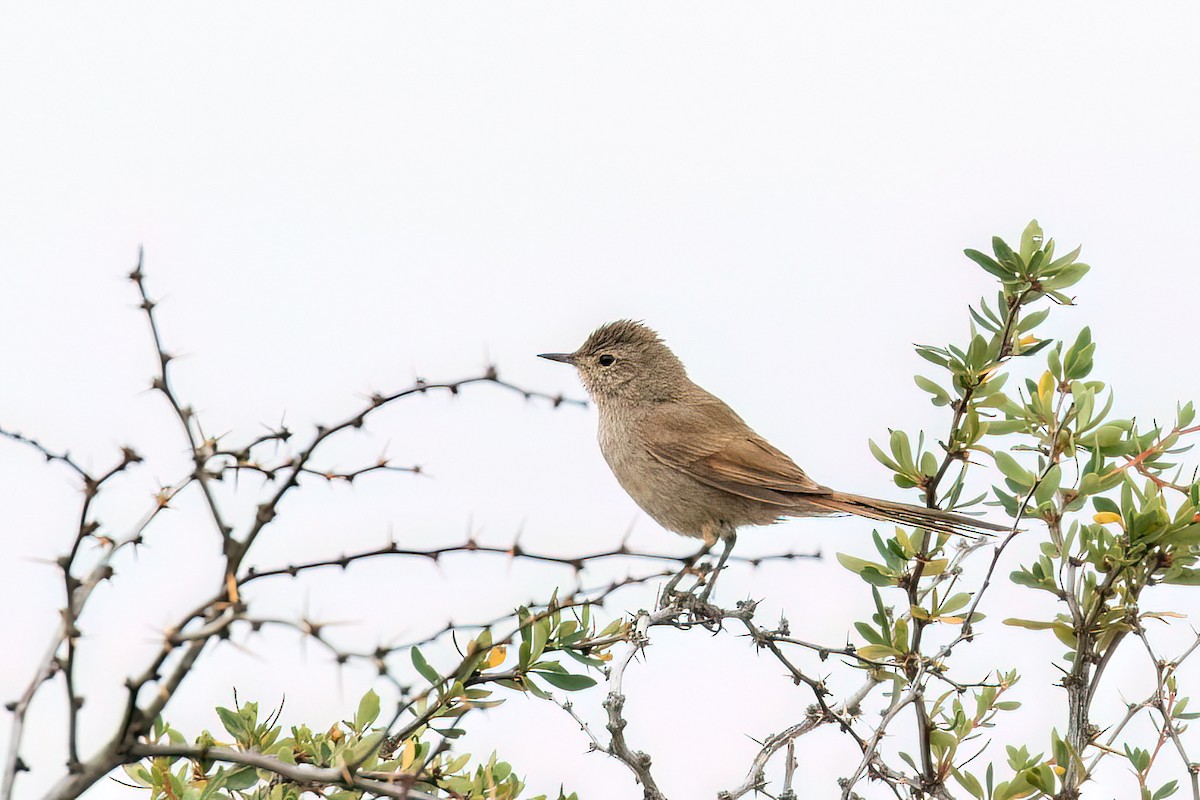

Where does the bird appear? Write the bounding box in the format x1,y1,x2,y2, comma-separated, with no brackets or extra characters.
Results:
539,320,1007,595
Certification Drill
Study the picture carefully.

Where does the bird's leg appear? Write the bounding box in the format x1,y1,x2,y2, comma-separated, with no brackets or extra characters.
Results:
659,539,715,605
696,532,736,604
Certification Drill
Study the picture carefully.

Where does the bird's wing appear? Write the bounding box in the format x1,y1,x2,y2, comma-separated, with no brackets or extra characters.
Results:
638,398,829,505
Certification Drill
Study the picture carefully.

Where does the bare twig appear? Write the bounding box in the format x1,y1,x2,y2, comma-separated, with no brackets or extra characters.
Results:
720,675,882,800
601,608,675,799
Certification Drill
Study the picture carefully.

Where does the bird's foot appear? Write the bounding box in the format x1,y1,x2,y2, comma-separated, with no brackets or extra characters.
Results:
657,563,715,610
660,590,726,632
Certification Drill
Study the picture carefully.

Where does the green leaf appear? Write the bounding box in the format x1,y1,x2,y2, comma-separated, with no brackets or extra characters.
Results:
836,552,892,578
915,375,951,407
953,768,984,799
1045,244,1082,272
1034,464,1061,506
215,707,247,743
1044,262,1090,290
854,621,887,645
355,690,380,731
221,766,258,792
938,592,972,615
994,452,1034,487
869,438,901,472
1163,568,1200,586
1154,779,1180,800
411,647,441,685
1162,524,1200,548
533,671,598,691
343,731,385,767
915,346,951,367
890,429,914,471
1003,618,1065,631
856,644,901,660
965,248,1013,280
1016,307,1050,333
992,236,1022,270
121,764,152,787
529,618,551,666
861,567,899,586
1018,220,1043,262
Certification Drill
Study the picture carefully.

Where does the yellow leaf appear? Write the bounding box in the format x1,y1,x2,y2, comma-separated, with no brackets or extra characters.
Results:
922,558,949,576
1038,371,1054,403
485,645,507,669
1093,512,1123,526
1018,334,1039,347
400,737,416,771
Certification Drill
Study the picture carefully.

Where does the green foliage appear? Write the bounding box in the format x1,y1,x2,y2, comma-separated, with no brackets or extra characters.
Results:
842,221,1200,798
126,692,581,800
131,598,618,799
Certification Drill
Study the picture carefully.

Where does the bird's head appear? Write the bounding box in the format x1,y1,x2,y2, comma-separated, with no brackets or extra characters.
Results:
539,320,688,404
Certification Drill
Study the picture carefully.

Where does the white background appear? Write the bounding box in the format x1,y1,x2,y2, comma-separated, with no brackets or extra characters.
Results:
2,3,1199,798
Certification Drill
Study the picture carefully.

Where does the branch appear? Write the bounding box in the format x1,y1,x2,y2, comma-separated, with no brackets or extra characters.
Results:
0,426,90,480
0,469,174,800
841,678,923,800
126,744,439,800
602,608,673,800
720,675,882,800
240,538,816,586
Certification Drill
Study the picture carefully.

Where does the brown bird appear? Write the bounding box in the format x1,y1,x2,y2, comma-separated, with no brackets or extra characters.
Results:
540,320,1006,592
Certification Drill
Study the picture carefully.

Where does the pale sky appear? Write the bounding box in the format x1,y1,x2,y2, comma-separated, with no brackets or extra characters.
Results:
3,3,1200,799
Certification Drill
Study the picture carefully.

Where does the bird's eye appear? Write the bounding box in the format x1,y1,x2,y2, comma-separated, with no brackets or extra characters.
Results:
598,354,616,367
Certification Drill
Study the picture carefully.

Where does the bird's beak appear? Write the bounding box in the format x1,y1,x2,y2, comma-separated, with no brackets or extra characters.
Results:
538,352,577,365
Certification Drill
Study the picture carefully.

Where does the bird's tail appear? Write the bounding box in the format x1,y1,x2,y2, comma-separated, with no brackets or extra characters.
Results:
805,491,1011,538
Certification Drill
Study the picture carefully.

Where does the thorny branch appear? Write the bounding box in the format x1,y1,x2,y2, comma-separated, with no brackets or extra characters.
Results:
553,593,902,800
3,252,820,800
0,253,687,800
602,609,672,800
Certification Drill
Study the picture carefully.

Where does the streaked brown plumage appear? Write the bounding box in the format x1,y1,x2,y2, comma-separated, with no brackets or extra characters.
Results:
540,320,1006,548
